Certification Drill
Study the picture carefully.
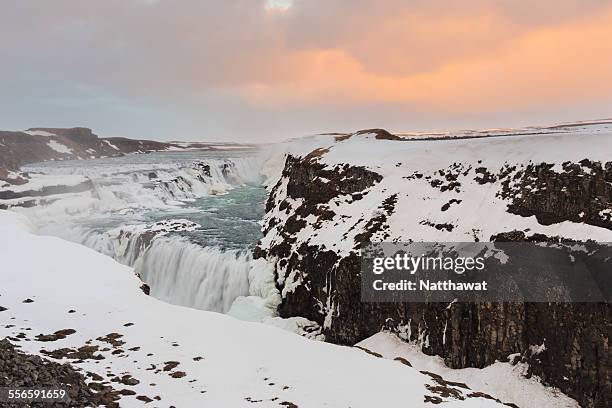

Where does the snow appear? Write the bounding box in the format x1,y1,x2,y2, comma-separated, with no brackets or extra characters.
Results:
262,317,325,341
0,209,506,407
4,170,23,180
163,142,254,152
228,257,282,321
47,139,73,154
103,139,120,150
357,332,579,408
109,219,200,236
24,130,57,137
529,341,547,356
0,173,89,193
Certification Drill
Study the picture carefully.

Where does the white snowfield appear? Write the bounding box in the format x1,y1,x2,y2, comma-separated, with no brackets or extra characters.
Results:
1,210,511,407
23,129,58,137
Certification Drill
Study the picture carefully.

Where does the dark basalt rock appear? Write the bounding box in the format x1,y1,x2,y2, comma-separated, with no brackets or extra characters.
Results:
41,344,105,361
267,155,383,211
501,160,612,230
28,127,97,142
35,329,76,342
261,153,611,408
193,162,212,177
0,339,122,407
259,153,388,325
140,284,150,295
474,167,497,184
354,129,404,140
335,128,403,141
0,179,94,200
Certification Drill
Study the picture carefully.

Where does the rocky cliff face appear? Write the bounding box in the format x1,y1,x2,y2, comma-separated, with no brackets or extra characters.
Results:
256,125,612,407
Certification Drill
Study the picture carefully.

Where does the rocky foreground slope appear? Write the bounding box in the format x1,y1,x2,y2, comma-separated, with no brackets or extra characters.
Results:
256,121,612,407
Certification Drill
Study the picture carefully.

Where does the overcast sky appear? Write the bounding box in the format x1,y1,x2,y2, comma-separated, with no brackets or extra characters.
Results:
2,0,612,142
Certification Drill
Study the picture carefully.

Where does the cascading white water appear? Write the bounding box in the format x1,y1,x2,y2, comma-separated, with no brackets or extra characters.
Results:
134,238,251,313
22,155,263,219
57,218,254,312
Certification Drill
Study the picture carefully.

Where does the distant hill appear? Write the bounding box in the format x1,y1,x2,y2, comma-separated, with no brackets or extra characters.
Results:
0,127,254,184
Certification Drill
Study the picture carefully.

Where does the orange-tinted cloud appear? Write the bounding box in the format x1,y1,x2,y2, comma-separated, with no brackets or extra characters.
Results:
245,4,612,113
2,0,612,140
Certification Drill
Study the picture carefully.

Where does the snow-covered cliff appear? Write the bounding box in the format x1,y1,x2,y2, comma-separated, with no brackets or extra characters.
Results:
256,122,612,407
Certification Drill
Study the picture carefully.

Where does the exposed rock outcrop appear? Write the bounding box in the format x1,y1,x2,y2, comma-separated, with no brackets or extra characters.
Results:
0,339,122,407
501,159,612,230
0,179,94,200
0,128,123,172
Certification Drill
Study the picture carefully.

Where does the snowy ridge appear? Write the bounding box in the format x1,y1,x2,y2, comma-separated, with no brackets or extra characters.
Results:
393,118,612,140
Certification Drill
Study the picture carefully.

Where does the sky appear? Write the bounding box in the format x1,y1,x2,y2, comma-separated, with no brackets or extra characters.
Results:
2,0,612,142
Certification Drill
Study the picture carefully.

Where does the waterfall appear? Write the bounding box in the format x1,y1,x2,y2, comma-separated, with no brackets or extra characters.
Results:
20,154,267,314
44,220,253,313
134,238,251,313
